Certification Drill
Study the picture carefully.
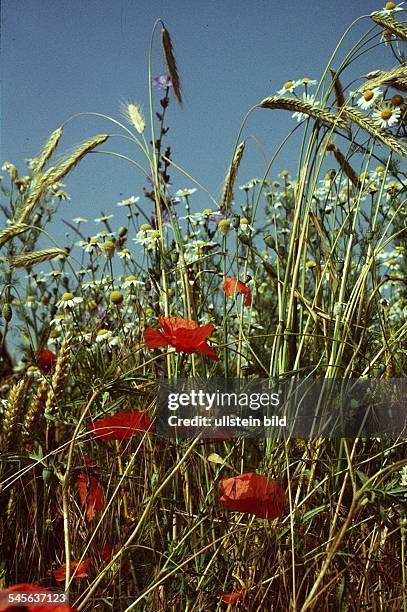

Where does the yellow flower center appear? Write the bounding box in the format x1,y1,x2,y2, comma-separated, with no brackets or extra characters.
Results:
375,166,384,174
49,329,60,339
203,208,213,216
380,108,392,120
387,258,397,266
306,260,317,268
97,329,109,337
89,238,98,245
27,295,35,303
363,90,374,101
140,224,152,231
120,248,130,254
240,218,249,225
385,2,396,9
103,240,114,249
61,292,74,301
125,275,137,281
150,231,160,239
284,81,294,90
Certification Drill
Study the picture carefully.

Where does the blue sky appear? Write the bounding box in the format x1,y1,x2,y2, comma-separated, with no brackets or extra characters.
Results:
1,0,394,244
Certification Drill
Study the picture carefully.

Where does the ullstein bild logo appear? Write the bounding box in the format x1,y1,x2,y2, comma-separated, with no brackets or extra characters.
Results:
157,378,407,439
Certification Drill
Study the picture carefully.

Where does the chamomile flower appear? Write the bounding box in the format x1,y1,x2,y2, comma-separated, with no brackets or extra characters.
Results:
95,328,113,343
118,248,132,260
373,1,404,15
357,88,382,110
123,275,142,289
72,217,88,224
57,292,83,309
82,237,100,253
292,93,319,122
175,188,197,198
94,214,114,223
117,196,140,207
298,77,318,87
133,228,160,250
277,80,298,95
239,218,255,233
373,104,401,128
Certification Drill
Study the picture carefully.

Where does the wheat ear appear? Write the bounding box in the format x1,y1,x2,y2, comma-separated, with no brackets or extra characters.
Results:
332,146,361,188
45,333,72,417
342,106,407,157
5,248,66,269
359,65,407,93
32,126,64,173
220,142,245,212
330,69,346,109
18,134,108,223
161,26,182,105
259,96,348,129
21,379,49,440
371,13,407,42
1,379,25,451
0,223,30,249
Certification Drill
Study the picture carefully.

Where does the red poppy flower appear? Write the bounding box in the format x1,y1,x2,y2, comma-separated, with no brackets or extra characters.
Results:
35,349,56,375
88,410,153,440
223,278,251,307
219,472,285,519
0,583,77,611
76,473,105,522
144,316,219,361
48,559,91,583
221,590,245,604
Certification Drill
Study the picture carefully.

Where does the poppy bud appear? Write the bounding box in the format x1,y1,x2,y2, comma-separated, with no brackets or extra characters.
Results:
239,233,251,246
264,234,275,249
2,303,12,322
118,226,128,237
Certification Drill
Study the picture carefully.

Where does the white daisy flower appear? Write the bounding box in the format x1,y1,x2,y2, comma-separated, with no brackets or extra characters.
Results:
117,196,140,207
277,80,299,95
118,248,132,260
72,216,88,224
373,1,404,15
373,104,401,128
357,88,382,110
175,188,197,198
133,228,160,250
95,328,113,343
123,275,142,288
298,77,318,87
94,214,114,223
57,292,83,309
239,218,255,233
82,238,100,253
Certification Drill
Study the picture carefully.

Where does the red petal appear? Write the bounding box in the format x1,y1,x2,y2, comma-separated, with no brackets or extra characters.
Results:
220,473,285,519
88,410,153,440
86,476,105,521
221,590,245,604
76,473,89,508
159,316,197,336
48,559,91,582
144,328,168,348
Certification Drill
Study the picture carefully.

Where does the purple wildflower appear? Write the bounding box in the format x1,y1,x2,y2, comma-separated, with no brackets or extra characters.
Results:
208,210,226,224
152,74,173,90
